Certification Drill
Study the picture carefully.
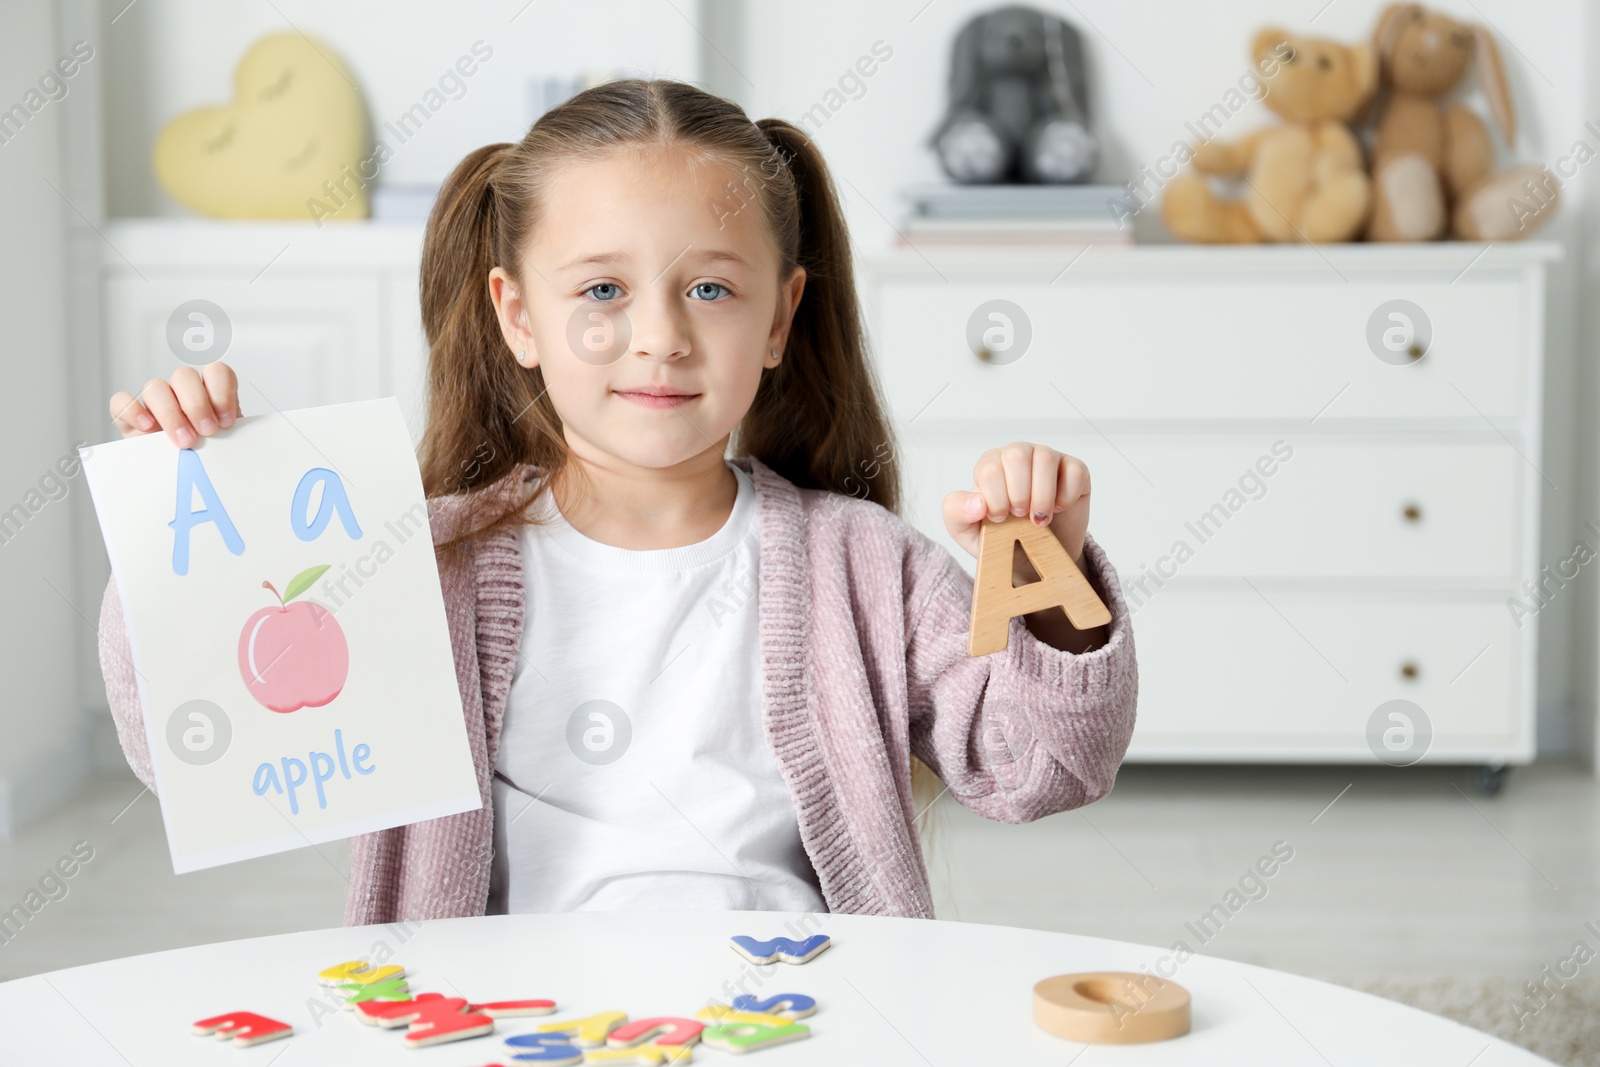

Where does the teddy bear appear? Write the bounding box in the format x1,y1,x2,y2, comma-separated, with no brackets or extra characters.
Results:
1162,28,1377,243
1363,3,1556,241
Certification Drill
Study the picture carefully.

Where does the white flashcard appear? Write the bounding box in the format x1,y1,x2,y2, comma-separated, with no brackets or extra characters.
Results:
81,398,481,873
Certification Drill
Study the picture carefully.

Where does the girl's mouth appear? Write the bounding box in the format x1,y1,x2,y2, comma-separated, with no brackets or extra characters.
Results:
614,389,699,409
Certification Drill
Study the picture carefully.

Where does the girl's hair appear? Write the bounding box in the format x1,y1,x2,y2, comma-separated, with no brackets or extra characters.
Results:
416,77,900,549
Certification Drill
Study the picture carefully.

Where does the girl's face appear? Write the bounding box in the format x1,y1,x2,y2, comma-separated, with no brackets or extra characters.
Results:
489,143,805,476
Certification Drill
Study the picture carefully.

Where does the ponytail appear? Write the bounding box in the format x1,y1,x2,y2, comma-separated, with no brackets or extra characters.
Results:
737,120,901,517
417,142,564,550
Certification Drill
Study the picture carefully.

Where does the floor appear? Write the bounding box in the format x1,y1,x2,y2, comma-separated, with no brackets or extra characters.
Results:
0,769,349,982
925,760,1600,982
3,762,1597,1058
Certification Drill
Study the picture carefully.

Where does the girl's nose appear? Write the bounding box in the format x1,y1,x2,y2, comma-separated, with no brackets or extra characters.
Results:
626,291,692,361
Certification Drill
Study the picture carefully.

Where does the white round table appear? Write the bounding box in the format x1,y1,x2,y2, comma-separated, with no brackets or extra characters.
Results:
0,910,1552,1064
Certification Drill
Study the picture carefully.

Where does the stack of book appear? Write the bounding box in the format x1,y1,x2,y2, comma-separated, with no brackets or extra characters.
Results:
896,183,1134,247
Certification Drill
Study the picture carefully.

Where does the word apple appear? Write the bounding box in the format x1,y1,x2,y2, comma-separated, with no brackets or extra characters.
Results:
253,727,374,815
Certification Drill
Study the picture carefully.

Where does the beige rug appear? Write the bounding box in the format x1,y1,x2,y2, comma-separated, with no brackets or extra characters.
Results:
1327,975,1600,1066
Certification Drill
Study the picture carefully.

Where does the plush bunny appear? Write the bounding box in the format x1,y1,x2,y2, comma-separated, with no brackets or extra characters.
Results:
926,4,1097,184
1162,28,1377,243
1364,3,1556,241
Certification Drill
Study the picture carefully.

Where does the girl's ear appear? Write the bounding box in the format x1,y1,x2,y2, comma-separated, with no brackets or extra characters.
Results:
1472,23,1516,147
489,266,539,368
768,266,806,364
513,304,539,368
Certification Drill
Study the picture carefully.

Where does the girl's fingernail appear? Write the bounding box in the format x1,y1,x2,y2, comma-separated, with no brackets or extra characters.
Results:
136,413,154,430
1033,511,1049,524
175,427,193,446
219,411,234,427
1011,506,1026,517
198,417,216,434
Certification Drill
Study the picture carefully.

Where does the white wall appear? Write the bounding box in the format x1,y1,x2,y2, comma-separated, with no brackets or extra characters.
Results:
100,0,702,216
1579,1,1600,769
0,0,93,833
719,0,1594,759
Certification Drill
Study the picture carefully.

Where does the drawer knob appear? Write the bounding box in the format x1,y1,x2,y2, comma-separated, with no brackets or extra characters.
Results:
1399,661,1419,680
1402,502,1422,522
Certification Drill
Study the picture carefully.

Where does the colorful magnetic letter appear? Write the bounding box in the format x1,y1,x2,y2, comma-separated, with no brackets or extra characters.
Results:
731,992,817,1018
356,993,493,1047
340,976,410,1007
317,959,405,986
536,1010,627,1047
695,1006,791,1028
472,999,558,1018
701,1021,810,1054
191,1011,292,1046
169,447,245,575
607,1017,704,1048
728,934,831,965
503,1031,584,1065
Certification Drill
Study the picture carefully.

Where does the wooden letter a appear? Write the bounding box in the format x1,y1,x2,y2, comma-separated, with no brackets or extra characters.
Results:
968,514,1111,656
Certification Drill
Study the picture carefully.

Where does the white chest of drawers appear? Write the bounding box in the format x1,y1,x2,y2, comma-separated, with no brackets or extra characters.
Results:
96,226,1559,768
859,243,1560,767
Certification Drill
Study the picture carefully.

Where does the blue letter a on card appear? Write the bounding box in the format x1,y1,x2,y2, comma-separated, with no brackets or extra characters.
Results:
169,448,245,575
291,467,363,542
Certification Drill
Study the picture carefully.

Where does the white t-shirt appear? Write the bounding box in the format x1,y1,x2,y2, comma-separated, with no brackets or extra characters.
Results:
487,460,826,914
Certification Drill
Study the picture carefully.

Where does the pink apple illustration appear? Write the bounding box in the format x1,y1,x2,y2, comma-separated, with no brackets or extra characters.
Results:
238,565,348,714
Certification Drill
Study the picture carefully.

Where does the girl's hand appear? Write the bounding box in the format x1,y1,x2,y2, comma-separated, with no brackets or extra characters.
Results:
109,362,241,448
942,442,1092,568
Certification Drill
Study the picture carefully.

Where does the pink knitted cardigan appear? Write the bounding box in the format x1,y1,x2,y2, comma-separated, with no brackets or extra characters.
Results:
98,455,1138,923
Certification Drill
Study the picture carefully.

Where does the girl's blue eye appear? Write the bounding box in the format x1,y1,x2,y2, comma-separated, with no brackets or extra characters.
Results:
691,282,729,301
585,283,620,301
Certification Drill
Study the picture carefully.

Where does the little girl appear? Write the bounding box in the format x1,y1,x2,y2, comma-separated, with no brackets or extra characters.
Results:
100,78,1137,923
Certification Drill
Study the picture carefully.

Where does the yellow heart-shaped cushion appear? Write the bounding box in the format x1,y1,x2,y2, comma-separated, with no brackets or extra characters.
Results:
153,32,370,220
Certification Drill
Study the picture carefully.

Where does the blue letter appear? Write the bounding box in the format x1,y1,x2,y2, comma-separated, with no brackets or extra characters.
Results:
252,762,282,796
334,728,351,777
281,757,307,815
291,467,363,542
310,750,335,809
168,448,245,575
504,1033,580,1062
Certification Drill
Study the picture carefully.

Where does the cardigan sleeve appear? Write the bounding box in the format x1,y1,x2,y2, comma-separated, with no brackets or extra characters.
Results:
97,574,158,794
902,529,1138,822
